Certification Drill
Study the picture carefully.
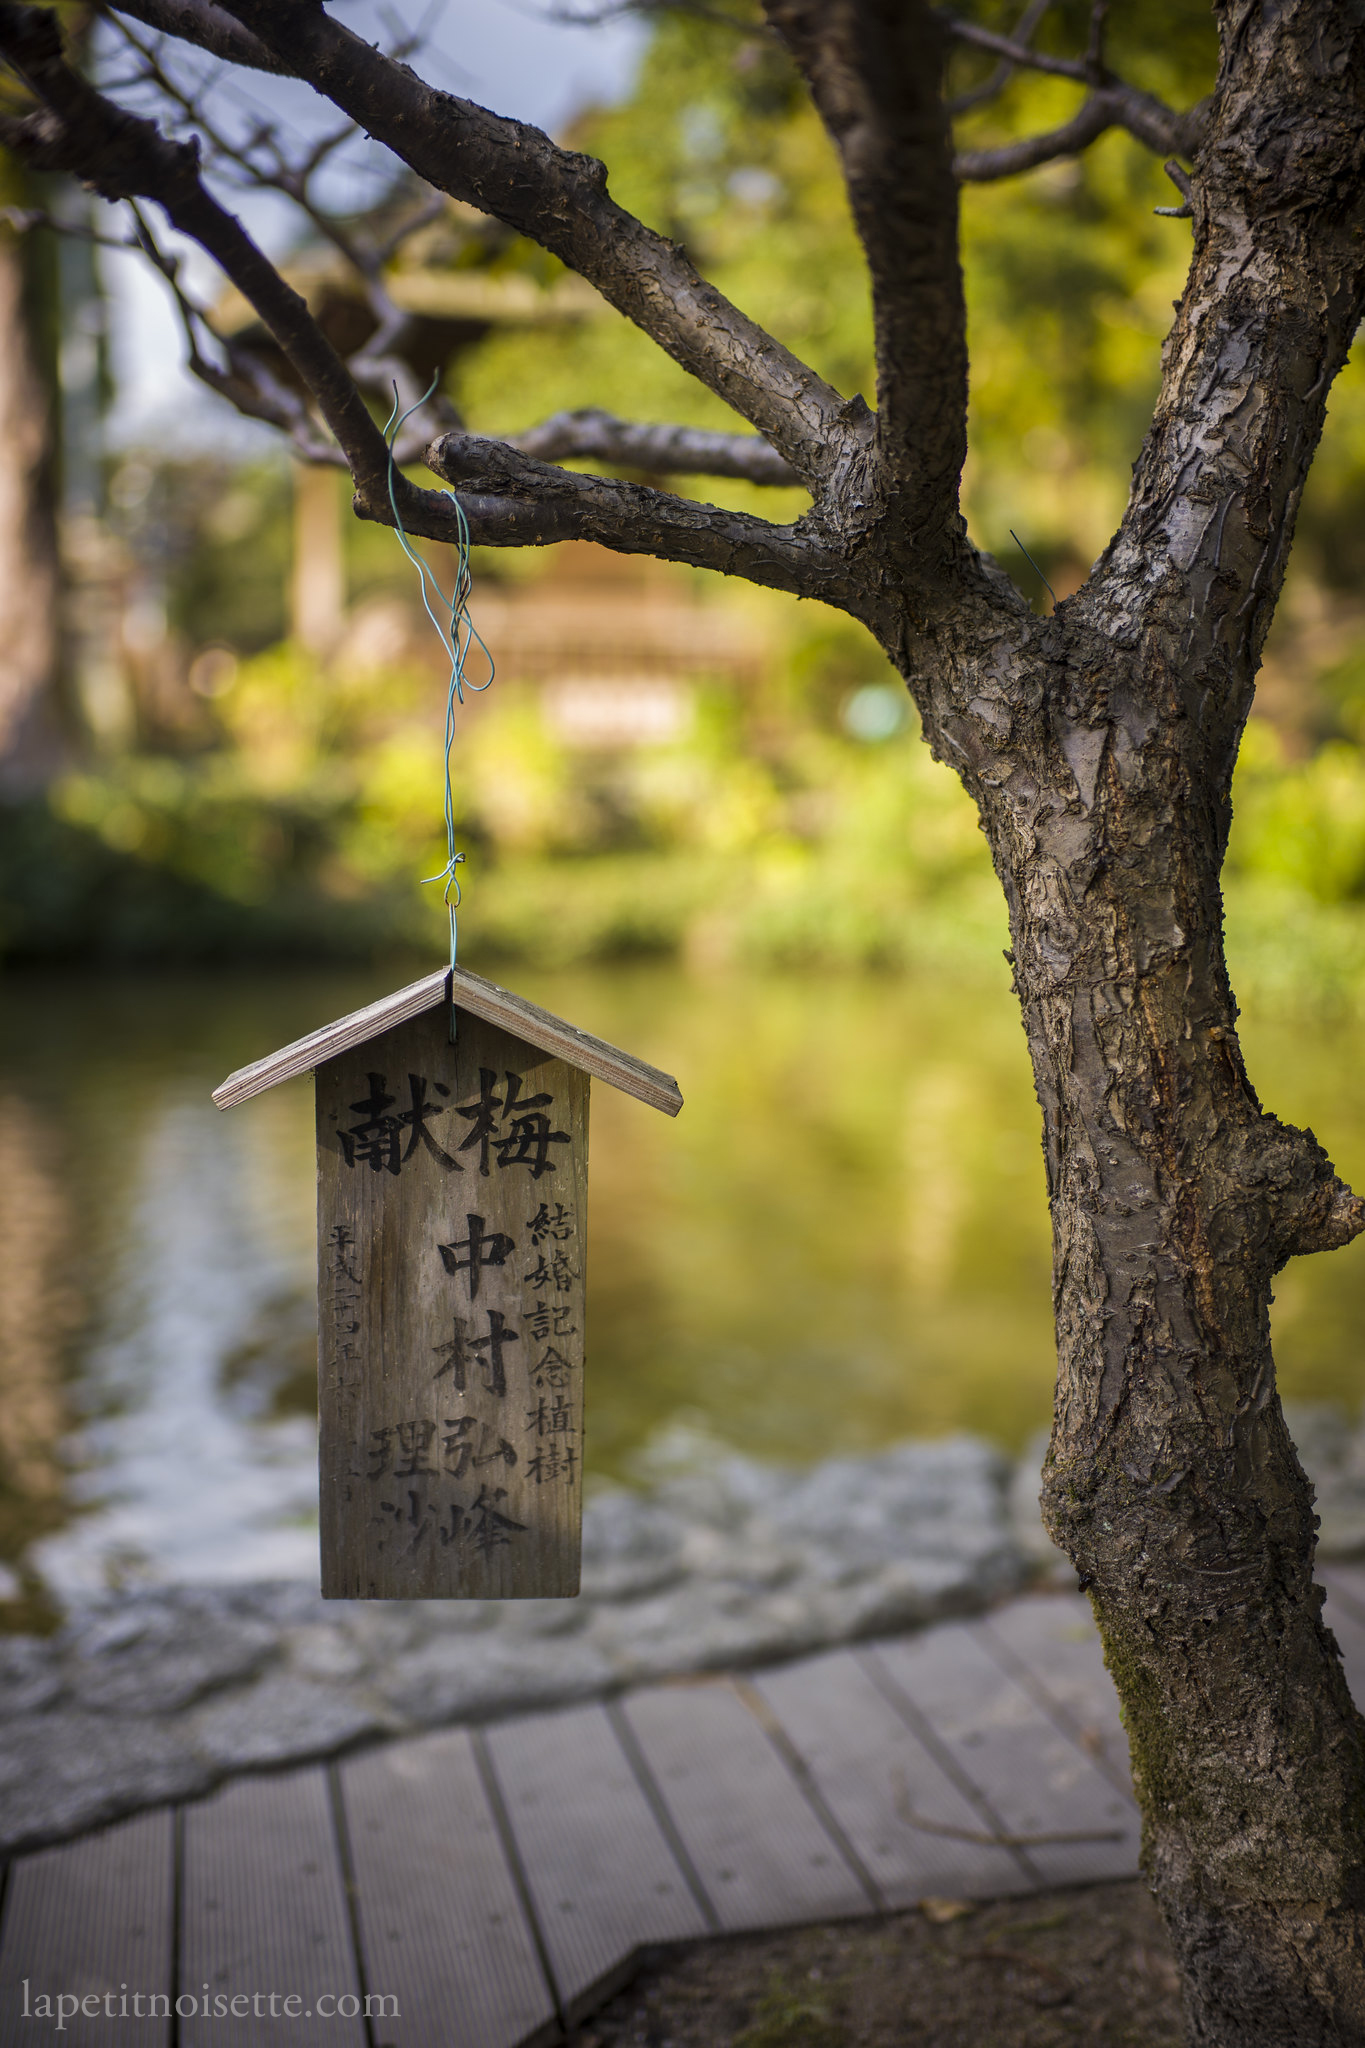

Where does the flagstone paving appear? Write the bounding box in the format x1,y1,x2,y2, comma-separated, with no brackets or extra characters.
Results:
3,1570,1364,2048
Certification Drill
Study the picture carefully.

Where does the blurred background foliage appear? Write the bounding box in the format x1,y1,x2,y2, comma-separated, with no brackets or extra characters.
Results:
3,0,1365,1017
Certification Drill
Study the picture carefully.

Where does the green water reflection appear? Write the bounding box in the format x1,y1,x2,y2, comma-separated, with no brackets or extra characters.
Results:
560,961,1056,1468
0,961,1363,1595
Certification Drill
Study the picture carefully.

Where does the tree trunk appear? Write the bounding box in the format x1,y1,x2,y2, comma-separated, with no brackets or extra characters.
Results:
884,8,1365,2033
0,205,62,793
950,605,1365,2043
1033,757,1365,2042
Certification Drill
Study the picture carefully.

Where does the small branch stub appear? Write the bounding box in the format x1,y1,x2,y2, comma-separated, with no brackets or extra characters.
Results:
1155,158,1194,218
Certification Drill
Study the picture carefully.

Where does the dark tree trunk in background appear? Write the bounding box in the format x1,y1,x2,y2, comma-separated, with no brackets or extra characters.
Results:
6,0,1365,2034
0,194,61,792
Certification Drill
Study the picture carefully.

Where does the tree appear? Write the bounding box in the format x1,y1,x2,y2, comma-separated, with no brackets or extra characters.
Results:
2,0,1363,2037
0,151,60,791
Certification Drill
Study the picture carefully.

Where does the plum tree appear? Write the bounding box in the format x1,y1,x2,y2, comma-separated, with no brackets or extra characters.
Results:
4,2,1365,2037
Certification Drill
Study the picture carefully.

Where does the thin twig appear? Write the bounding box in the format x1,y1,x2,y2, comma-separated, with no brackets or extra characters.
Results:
1155,158,1195,218
1083,0,1108,84
946,0,1051,116
941,13,1093,84
891,1771,1125,1850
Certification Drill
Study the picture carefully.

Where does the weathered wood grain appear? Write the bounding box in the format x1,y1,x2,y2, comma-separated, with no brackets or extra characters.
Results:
179,1769,364,2048
318,1002,589,1598
447,967,682,1116
212,965,683,1117
864,1626,1140,1889
0,1810,174,2046
340,1729,557,2048
213,969,450,1109
752,1649,1032,1904
483,1700,708,2021
618,1679,871,1931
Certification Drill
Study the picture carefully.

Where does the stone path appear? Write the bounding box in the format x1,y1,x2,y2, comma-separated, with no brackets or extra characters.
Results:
0,1438,1030,1858
5,1567,1365,2047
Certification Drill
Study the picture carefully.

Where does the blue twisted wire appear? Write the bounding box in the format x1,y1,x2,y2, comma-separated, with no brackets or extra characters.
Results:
382,381,495,984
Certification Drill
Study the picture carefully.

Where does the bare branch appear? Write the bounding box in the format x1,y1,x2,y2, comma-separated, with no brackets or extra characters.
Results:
539,0,755,26
97,0,285,74
0,200,136,254
111,0,860,497
953,93,1110,181
423,430,850,598
0,2,392,498
508,409,801,486
941,13,1092,83
953,81,1203,181
1155,158,1194,219
371,187,444,268
0,184,344,461
763,0,965,532
945,0,1050,115
123,199,344,460
1083,0,1107,81
0,4,855,606
100,9,453,440
942,11,1207,170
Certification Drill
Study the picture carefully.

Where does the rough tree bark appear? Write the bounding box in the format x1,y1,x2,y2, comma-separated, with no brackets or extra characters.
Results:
5,0,1365,2036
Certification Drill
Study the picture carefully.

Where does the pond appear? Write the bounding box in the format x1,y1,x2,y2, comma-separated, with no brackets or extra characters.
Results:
2,958,1364,1609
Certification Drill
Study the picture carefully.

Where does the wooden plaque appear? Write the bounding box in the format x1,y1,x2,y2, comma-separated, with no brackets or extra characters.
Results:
316,1000,589,1599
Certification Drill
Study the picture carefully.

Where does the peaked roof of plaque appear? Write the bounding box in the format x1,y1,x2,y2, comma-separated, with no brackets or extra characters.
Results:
212,964,683,1118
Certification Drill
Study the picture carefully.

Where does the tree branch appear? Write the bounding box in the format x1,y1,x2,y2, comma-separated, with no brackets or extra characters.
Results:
0,3,863,604
954,92,1111,181
0,2,393,496
1081,3,1365,759
762,0,965,537
98,0,286,74
941,13,1093,82
112,0,863,499
943,13,1208,174
945,0,1051,114
508,409,801,486
104,13,457,436
422,430,848,597
123,199,345,462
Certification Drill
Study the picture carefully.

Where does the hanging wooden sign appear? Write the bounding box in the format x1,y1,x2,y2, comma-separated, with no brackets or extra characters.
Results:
213,965,682,1599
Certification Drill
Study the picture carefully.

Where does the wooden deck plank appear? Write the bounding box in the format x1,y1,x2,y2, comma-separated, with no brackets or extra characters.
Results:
0,1809,173,2046
484,1701,709,2022
974,1595,1134,1798
619,1678,872,1932
865,1624,1140,1889
752,1650,1032,1906
340,1728,557,2048
179,1768,363,2048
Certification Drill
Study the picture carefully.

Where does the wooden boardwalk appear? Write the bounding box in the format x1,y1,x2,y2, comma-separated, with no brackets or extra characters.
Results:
4,1570,1365,2046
